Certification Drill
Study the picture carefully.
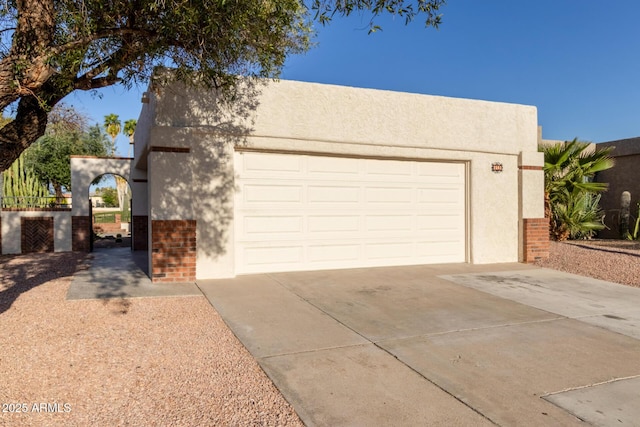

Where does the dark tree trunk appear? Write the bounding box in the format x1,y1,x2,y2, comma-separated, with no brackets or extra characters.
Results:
53,182,64,203
0,96,49,171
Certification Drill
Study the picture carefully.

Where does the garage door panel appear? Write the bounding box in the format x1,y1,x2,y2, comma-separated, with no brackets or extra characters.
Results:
417,214,464,231
234,152,466,274
308,156,361,176
366,159,413,176
308,185,361,203
308,244,360,263
417,187,463,204
241,245,303,267
366,187,413,204
416,240,465,261
241,216,303,237
365,215,413,232
364,241,415,260
243,184,303,203
242,152,303,175
417,162,465,183
308,215,361,233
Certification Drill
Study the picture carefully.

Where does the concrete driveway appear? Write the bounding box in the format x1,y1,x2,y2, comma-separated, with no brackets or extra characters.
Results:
198,263,640,426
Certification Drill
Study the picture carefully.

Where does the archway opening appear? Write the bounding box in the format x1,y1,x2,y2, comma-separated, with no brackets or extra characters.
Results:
89,173,132,250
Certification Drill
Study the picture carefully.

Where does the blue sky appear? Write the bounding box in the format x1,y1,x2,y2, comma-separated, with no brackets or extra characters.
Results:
69,0,640,156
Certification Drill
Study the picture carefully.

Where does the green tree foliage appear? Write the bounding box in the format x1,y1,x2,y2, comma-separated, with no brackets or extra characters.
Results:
25,104,113,199
541,139,615,240
99,187,119,208
0,0,446,171
86,124,116,157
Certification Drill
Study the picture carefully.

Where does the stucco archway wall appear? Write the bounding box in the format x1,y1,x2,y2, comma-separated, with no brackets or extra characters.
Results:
70,156,147,252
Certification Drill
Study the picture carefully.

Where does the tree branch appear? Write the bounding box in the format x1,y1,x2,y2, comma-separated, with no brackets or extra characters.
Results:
49,27,157,57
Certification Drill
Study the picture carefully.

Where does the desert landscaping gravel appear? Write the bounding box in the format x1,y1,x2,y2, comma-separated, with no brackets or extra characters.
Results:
0,252,303,427
1,241,639,426
535,240,640,287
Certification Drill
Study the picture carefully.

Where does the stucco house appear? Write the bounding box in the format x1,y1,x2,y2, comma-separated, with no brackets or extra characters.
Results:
128,77,548,282
2,77,549,281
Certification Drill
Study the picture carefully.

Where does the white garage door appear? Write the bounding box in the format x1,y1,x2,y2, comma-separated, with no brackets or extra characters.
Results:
234,151,466,274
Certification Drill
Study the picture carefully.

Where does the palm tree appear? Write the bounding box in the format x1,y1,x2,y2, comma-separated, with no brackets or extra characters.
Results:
541,138,615,240
104,114,128,213
123,119,136,157
104,114,121,152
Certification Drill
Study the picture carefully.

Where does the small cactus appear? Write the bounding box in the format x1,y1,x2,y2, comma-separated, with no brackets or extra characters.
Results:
620,191,631,239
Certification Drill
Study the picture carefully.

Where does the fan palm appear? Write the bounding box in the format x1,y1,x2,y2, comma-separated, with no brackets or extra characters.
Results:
123,119,136,157
541,138,614,240
104,114,121,149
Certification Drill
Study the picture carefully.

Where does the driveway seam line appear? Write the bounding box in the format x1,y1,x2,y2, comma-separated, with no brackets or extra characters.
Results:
265,273,500,426
265,273,375,344
258,342,372,360
371,316,568,344
371,341,500,426
540,374,640,397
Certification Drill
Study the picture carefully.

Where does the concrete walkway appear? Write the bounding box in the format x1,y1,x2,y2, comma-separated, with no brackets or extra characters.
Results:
67,247,201,300
198,263,640,427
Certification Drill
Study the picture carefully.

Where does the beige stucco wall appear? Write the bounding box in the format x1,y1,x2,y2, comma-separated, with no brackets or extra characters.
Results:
1,211,72,254
136,78,542,278
70,156,145,217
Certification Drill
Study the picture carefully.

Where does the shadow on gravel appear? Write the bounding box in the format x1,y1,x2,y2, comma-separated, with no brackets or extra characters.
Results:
568,242,640,259
0,252,88,315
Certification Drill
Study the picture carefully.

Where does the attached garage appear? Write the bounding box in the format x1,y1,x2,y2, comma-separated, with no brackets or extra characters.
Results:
137,77,547,282
234,151,466,274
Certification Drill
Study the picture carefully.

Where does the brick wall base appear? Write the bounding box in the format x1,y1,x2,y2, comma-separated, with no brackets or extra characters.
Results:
72,216,91,252
132,215,148,251
523,217,550,263
151,220,196,282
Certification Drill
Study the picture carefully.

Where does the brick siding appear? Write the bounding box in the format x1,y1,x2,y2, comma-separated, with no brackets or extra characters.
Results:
523,218,550,263
151,220,196,282
21,217,54,253
72,216,91,252
132,216,149,250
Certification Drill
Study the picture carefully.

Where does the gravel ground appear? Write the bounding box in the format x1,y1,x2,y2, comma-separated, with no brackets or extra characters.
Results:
535,240,640,288
2,241,638,426
0,252,303,427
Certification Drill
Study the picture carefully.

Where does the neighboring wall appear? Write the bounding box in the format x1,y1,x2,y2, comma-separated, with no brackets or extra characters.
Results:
595,138,640,238
0,209,72,254
136,78,543,280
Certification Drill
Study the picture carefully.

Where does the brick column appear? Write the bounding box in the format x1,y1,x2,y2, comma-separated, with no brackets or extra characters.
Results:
522,217,550,263
132,215,148,250
72,216,91,252
151,220,196,282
